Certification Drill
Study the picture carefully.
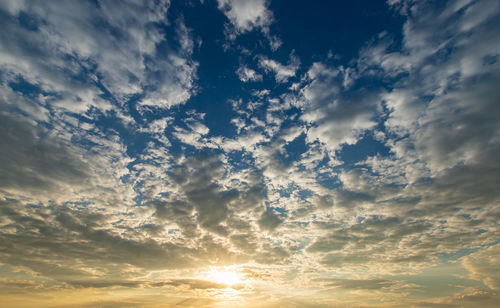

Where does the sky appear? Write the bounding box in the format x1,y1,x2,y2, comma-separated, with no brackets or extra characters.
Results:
0,0,499,307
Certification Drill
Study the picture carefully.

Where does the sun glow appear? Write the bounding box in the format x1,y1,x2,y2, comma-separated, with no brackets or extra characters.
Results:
207,267,242,287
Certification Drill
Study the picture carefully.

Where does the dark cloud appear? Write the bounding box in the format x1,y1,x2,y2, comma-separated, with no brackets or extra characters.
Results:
319,278,397,290
307,216,433,266
254,243,290,264
65,278,229,290
163,152,266,236
414,303,459,308
257,209,282,231
160,279,226,290
0,113,90,192
230,233,259,253
306,233,348,253
0,200,196,283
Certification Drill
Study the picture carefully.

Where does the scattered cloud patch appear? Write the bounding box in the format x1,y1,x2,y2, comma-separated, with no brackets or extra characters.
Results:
236,65,263,82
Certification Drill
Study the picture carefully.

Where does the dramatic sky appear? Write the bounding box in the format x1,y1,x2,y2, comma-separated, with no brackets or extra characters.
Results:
0,0,499,307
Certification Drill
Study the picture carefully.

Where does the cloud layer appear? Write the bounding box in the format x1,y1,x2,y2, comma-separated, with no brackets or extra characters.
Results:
1,0,499,307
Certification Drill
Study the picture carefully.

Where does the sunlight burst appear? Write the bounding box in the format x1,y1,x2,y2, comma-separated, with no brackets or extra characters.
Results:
207,268,242,286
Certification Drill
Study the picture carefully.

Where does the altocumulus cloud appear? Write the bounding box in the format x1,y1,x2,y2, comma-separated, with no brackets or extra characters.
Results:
0,0,499,307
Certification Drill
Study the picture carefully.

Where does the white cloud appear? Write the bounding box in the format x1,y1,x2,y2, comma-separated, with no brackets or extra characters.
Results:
217,0,273,34
258,53,300,83
0,0,197,112
299,63,381,154
372,0,500,177
236,65,263,82
217,0,281,50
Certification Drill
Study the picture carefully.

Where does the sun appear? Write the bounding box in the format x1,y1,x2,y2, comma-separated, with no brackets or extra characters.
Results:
207,267,242,287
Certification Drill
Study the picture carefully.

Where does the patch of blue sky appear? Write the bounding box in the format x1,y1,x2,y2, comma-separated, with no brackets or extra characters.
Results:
7,77,42,99
337,132,390,167
269,0,405,63
315,174,341,190
92,113,151,157
16,10,40,31
438,248,481,262
482,53,499,65
226,152,260,176
132,180,147,206
275,188,291,199
296,189,314,201
268,206,288,218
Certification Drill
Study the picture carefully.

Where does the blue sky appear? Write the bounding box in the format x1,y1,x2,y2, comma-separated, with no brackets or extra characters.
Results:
0,0,499,307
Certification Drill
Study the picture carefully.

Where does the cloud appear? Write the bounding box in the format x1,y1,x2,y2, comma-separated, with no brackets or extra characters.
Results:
1,0,500,306
64,277,229,290
0,113,90,193
413,302,459,308
0,200,197,283
160,278,227,290
462,245,500,290
258,53,300,83
257,209,283,231
306,215,434,269
345,1,500,244
161,152,267,237
217,0,273,35
299,62,382,154
0,93,138,206
236,65,263,82
319,278,398,290
0,0,197,111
